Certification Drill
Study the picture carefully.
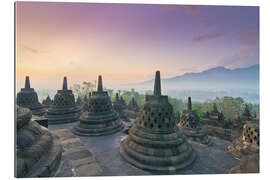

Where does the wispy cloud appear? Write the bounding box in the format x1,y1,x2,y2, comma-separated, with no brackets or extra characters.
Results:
200,19,216,28
217,47,259,68
22,45,39,54
192,33,223,43
183,5,201,15
239,27,259,45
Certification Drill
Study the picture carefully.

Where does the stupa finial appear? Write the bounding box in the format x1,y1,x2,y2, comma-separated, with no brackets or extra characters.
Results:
153,71,161,96
97,75,103,92
63,77,68,90
213,103,218,112
188,96,192,111
25,76,31,89
115,93,119,100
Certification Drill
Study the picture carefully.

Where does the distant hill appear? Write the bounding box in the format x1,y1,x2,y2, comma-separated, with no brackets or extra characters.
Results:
131,64,259,91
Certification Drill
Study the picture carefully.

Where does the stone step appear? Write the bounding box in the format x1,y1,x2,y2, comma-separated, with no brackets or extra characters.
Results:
51,128,103,177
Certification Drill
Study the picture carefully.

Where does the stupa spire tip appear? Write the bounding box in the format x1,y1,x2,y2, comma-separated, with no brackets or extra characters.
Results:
188,96,192,111
153,70,161,96
63,76,68,90
25,76,31,88
97,75,103,92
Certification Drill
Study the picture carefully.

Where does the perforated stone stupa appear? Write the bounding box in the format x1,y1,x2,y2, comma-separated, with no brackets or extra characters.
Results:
16,105,62,177
45,77,82,124
127,97,139,112
72,75,124,136
227,120,259,159
178,97,212,145
120,71,197,174
17,76,46,116
42,95,53,109
113,93,129,121
120,96,127,108
228,118,259,173
201,103,225,127
234,105,253,127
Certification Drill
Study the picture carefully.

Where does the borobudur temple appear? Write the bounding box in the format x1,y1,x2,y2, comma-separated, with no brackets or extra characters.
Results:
45,77,82,124
120,71,197,174
16,105,62,177
113,93,129,121
228,117,259,173
72,75,124,136
178,97,212,145
17,76,46,116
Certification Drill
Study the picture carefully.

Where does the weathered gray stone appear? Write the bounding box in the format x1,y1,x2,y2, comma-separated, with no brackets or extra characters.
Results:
113,93,129,121
15,106,62,178
120,71,197,174
45,77,82,124
51,128,103,177
178,97,212,146
72,75,124,136
17,76,46,116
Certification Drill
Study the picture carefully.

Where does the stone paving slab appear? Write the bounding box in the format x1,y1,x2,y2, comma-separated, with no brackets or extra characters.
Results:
51,128,103,177
49,122,240,176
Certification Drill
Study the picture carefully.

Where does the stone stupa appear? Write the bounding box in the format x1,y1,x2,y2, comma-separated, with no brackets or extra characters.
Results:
45,77,82,124
17,76,46,116
127,97,139,112
228,117,259,173
113,93,129,121
42,95,53,109
178,97,212,145
72,75,124,136
201,103,225,126
16,105,62,177
120,96,127,108
120,71,197,174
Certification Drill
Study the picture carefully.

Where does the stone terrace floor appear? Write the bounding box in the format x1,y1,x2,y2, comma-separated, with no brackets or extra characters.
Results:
49,122,240,176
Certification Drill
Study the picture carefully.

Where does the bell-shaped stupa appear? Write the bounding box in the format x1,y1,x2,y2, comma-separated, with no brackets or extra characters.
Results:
228,119,259,159
228,117,259,173
72,75,124,136
178,97,212,145
76,96,82,106
42,95,53,109
45,77,82,124
16,105,62,177
17,76,46,116
240,104,253,122
113,93,129,121
201,103,225,126
120,71,197,174
120,96,127,108
127,97,139,112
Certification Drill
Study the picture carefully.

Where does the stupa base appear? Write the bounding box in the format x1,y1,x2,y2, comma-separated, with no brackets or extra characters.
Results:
47,113,81,124
182,129,213,146
120,137,197,174
72,123,124,136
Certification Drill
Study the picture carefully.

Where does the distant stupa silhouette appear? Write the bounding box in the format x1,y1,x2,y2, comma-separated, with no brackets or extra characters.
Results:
16,76,46,116
45,77,82,124
72,75,123,136
120,71,197,173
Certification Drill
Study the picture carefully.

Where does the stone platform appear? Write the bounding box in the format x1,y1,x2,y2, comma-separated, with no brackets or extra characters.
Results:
50,128,102,177
49,122,240,176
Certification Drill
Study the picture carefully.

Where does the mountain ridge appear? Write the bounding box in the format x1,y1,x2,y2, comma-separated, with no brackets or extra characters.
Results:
127,64,259,91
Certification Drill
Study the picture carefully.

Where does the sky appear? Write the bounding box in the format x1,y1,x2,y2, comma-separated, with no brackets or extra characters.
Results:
16,2,259,91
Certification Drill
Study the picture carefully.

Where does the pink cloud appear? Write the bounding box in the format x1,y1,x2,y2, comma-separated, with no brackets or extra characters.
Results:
218,47,259,67
192,33,223,42
239,28,259,45
183,5,201,15
200,19,216,28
